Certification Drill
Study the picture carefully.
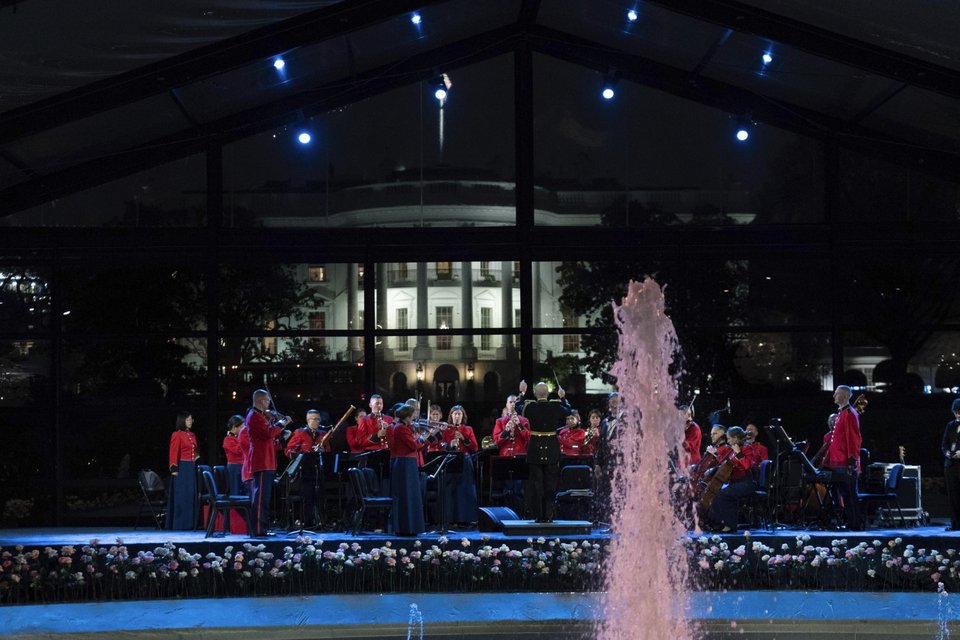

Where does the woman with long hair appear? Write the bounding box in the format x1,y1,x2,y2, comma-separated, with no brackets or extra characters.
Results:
166,411,199,530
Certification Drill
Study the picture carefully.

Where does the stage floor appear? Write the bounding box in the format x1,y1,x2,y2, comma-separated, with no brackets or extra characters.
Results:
1,521,956,549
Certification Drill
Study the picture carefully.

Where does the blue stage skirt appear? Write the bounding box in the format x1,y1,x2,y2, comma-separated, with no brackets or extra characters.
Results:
226,463,244,495
443,454,478,524
165,460,197,530
389,457,425,536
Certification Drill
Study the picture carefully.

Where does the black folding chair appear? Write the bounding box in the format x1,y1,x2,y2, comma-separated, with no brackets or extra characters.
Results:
200,468,251,538
554,464,594,521
135,469,167,530
858,463,906,528
749,459,773,530
346,467,392,534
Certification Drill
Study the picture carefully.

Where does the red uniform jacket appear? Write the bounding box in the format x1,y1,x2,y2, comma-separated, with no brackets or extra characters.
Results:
683,421,702,467
349,414,392,452
824,405,862,471
558,427,597,457
727,443,761,482
222,434,244,465
752,442,769,463
168,431,197,472
492,414,531,456
238,426,252,482
245,408,284,473
286,427,327,457
386,422,422,459
427,425,478,453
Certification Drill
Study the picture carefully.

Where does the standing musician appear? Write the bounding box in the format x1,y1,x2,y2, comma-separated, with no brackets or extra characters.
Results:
941,398,960,531
492,395,531,457
348,394,391,453
245,389,292,537
386,404,427,536
706,426,760,532
166,412,199,530
823,385,863,530
558,411,598,458
430,405,479,527
285,409,329,529
681,404,702,468
518,379,571,523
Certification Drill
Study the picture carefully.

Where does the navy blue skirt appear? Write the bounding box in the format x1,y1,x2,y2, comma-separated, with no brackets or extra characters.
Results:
442,453,478,524
226,463,244,495
165,460,197,530
389,457,425,536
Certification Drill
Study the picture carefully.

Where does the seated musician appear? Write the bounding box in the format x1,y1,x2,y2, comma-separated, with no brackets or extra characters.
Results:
284,409,328,529
558,411,598,458
744,422,768,462
348,394,391,453
706,426,760,533
492,395,531,457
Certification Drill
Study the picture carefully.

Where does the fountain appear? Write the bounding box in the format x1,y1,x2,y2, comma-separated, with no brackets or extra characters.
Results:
597,278,694,640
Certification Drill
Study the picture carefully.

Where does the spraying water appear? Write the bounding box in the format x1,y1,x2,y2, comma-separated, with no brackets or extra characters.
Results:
407,603,424,640
597,278,694,640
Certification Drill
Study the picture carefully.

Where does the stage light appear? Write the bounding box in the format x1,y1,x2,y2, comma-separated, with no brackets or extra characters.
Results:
410,12,422,25
736,128,749,141
273,57,285,71
601,86,615,100
297,131,312,145
434,87,447,101
762,52,773,65
627,8,638,22
432,73,452,104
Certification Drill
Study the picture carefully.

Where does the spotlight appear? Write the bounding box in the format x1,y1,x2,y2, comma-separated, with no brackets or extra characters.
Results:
601,86,615,100
410,12,422,25
273,57,286,71
762,52,773,65
735,128,749,142
627,8,638,22
432,73,452,104
434,87,447,101
297,131,312,145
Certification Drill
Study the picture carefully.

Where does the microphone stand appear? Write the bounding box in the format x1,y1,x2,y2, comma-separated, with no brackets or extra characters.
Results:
425,454,458,534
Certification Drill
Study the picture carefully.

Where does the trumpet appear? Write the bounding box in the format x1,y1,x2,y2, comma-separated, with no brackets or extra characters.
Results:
503,412,519,439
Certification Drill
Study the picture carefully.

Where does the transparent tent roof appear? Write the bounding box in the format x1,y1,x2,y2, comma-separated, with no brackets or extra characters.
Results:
0,0,957,216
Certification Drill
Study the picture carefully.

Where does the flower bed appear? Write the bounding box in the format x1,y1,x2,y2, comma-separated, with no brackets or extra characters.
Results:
687,533,959,593
5,533,959,605
0,536,603,605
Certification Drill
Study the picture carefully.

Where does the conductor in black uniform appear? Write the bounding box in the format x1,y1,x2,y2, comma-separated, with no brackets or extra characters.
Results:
517,380,571,522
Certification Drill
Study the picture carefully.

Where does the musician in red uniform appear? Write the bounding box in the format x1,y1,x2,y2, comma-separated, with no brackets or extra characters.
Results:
245,389,292,536
386,405,426,535
681,404,702,468
348,394,392,453
434,405,478,526
285,409,328,528
706,426,760,532
166,412,199,530
744,422,768,462
220,415,247,534
492,395,530,457
824,385,863,529
558,411,598,458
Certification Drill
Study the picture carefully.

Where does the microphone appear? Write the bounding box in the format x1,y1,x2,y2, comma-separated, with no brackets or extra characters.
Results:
725,398,731,413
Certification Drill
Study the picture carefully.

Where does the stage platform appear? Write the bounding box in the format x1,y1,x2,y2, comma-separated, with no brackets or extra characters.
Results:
2,521,956,555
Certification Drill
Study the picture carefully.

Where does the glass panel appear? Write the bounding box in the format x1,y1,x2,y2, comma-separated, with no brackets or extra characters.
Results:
375,333,520,419
3,154,206,228
0,265,52,333
223,55,514,228
836,147,960,222
218,262,358,333
63,262,206,333
0,339,50,406
533,54,826,225
219,338,363,412
0,404,53,526
915,332,960,393
375,261,516,330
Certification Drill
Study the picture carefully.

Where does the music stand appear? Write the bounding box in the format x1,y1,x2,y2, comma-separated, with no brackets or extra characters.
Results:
489,455,528,515
763,422,797,529
422,451,464,534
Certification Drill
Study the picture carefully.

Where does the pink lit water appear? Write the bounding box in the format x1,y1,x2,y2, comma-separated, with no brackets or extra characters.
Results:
597,278,694,640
